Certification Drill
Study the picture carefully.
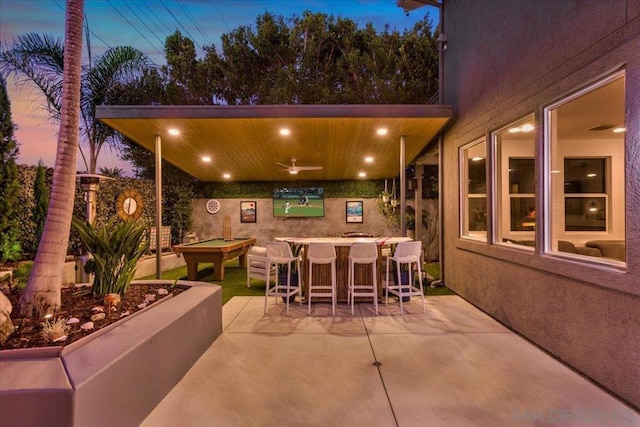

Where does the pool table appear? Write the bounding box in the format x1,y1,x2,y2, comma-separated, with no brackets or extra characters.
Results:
173,237,256,281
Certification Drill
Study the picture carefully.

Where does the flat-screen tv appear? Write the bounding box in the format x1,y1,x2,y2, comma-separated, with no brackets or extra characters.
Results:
273,187,325,218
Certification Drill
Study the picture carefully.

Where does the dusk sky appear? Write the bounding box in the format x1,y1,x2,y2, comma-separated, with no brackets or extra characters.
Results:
0,0,433,175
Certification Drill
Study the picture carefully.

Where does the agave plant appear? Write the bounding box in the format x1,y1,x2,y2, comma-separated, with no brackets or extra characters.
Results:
72,217,149,296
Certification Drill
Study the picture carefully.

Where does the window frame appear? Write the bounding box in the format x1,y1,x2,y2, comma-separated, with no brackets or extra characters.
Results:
459,137,487,241
543,70,626,265
491,114,537,250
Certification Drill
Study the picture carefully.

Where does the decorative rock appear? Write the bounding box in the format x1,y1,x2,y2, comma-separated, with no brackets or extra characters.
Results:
53,335,68,342
120,311,130,317
0,292,13,318
91,306,104,313
144,294,156,302
0,314,14,344
67,317,80,325
137,302,147,309
90,313,106,321
157,288,169,295
0,293,14,344
80,322,94,330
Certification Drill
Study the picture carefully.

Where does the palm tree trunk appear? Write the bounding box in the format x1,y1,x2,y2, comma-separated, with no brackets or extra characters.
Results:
19,0,84,317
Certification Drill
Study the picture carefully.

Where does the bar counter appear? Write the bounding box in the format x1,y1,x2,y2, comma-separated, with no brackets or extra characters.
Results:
276,237,411,302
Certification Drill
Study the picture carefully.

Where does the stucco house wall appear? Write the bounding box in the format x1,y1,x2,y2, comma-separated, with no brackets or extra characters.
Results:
441,0,639,407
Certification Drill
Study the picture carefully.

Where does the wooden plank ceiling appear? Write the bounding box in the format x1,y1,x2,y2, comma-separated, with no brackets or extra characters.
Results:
97,104,452,182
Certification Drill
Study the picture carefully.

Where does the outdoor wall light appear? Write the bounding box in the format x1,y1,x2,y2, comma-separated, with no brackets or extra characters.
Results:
436,33,447,51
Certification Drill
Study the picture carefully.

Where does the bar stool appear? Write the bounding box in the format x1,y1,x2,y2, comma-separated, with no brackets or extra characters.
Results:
347,242,379,315
385,241,425,315
264,242,301,315
307,242,337,315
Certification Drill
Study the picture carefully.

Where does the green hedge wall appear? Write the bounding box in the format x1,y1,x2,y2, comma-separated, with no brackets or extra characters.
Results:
16,165,193,258
201,179,385,198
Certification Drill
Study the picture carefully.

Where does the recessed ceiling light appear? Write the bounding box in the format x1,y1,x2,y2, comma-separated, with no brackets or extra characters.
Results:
364,156,374,163
223,173,231,179
509,124,534,133
613,127,626,133
168,128,180,136
376,128,388,135
202,156,211,162
280,128,290,136
358,172,366,177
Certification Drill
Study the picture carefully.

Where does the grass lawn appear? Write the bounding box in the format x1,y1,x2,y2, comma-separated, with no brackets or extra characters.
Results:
141,260,265,305
143,260,454,305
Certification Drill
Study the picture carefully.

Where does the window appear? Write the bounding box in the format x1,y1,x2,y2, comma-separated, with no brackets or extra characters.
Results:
563,158,607,231
509,158,535,231
460,139,487,240
493,115,536,248
546,72,625,263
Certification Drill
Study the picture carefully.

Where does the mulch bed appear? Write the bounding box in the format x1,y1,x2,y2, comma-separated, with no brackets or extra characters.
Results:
1,282,186,350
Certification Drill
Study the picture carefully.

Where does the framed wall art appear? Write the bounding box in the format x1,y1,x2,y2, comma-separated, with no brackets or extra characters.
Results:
240,201,257,223
345,200,364,223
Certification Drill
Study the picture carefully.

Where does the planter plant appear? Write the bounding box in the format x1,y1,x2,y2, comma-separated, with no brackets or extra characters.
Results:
72,217,149,297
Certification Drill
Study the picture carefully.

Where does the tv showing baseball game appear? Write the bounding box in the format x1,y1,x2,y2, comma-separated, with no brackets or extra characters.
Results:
273,187,325,218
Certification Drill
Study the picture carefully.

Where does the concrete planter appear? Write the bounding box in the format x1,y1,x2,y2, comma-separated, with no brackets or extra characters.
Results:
0,280,222,427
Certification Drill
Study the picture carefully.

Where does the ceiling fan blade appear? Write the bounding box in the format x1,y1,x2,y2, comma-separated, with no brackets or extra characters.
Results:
296,166,323,171
275,162,290,169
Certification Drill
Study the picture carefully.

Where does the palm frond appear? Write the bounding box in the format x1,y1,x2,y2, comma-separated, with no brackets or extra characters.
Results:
0,33,65,117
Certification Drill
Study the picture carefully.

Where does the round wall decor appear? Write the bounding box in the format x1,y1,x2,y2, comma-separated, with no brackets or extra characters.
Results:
116,188,144,221
205,199,221,214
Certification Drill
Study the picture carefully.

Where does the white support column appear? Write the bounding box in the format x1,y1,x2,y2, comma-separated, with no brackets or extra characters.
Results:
400,135,407,237
416,164,424,242
155,135,162,279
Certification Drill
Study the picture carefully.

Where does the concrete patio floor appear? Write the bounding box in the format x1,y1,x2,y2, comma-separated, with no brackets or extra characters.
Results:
141,295,639,427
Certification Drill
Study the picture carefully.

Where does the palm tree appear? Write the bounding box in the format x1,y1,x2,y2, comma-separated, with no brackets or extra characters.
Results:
17,0,85,317
0,33,152,174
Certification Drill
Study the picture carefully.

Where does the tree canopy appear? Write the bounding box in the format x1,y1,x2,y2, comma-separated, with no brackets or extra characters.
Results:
160,11,438,106
0,74,22,262
121,11,439,177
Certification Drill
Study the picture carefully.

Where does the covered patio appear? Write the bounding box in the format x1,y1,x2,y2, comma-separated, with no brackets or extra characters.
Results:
141,296,638,426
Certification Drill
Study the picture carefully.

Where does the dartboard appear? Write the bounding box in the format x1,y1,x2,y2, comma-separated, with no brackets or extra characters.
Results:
206,199,221,214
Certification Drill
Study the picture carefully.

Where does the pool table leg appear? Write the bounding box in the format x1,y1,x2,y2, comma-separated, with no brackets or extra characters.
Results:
186,260,198,281
211,254,225,281
238,253,248,268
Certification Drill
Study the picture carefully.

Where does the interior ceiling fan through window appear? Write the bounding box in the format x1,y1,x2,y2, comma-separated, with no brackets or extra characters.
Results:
276,158,323,175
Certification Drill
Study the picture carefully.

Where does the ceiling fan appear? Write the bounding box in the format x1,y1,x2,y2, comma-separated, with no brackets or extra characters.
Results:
276,158,323,175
